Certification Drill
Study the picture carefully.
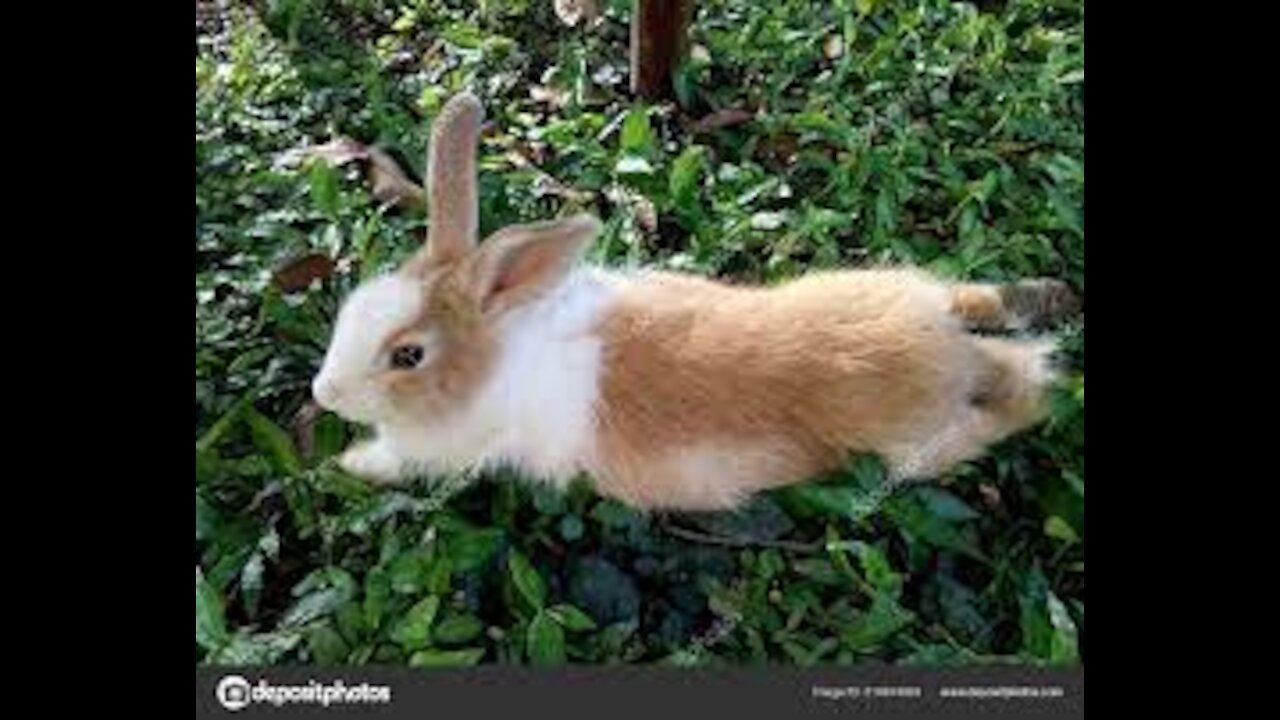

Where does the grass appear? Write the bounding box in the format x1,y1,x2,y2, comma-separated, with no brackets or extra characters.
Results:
195,0,1084,667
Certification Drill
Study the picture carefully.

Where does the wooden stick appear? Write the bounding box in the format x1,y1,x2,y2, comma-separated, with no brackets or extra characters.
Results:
660,521,823,553
630,0,695,100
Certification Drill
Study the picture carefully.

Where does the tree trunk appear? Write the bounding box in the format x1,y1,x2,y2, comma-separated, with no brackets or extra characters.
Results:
630,0,694,100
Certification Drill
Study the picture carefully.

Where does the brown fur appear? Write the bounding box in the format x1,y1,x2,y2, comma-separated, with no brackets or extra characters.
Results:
380,266,499,422
425,95,482,265
949,283,1010,330
591,268,1060,510
463,216,599,315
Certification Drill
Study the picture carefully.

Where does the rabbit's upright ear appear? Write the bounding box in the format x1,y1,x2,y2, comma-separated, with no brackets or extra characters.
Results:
466,214,601,315
410,92,484,271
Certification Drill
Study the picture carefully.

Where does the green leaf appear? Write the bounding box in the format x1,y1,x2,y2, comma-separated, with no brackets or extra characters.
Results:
793,558,843,586
508,551,546,610
334,602,365,647
227,345,273,375
391,8,418,33
390,548,434,595
842,595,913,651
547,604,598,632
590,500,639,529
1044,516,1079,544
313,414,347,460
1063,471,1085,498
426,555,453,595
915,488,981,522
598,620,639,657
195,448,219,485
706,580,744,619
205,536,256,591
848,454,889,490
1047,592,1080,664
433,613,485,645
1058,69,1085,85
614,156,654,175
974,171,999,205
342,492,420,536
206,630,302,666
883,492,987,562
309,162,340,217
620,106,653,155
567,556,639,624
305,623,350,664
196,397,247,456
1019,565,1053,658
410,648,486,667
447,528,503,573
1047,186,1083,238
854,542,903,599
391,596,441,651
531,486,567,515
240,551,265,619
899,643,983,666
749,211,788,230
936,576,990,644
786,484,863,518
195,567,229,651
558,514,585,542
280,585,354,629
1034,478,1085,544
195,492,219,542
244,407,302,475
363,566,392,630
669,146,705,211
756,549,786,581
673,60,697,109
526,610,567,666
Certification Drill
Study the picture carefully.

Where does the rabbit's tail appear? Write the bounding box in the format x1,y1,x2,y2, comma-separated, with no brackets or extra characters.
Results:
969,336,1059,432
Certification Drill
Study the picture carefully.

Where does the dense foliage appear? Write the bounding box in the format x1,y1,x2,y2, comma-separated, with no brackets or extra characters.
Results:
196,0,1084,667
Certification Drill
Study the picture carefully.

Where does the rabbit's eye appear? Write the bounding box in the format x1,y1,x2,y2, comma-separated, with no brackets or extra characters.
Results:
390,344,425,370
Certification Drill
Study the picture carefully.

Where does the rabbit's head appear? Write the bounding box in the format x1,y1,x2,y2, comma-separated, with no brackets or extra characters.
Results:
311,93,600,427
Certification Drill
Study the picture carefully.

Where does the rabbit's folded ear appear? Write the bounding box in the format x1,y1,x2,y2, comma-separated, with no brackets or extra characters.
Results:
409,92,484,272
466,214,601,315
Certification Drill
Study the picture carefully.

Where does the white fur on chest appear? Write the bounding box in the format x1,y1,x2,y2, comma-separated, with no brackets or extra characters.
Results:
381,267,623,483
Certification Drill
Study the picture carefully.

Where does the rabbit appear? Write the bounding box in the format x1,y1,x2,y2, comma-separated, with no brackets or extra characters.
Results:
311,92,1079,511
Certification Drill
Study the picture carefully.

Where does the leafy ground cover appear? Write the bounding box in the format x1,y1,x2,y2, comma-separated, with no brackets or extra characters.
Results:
196,0,1084,667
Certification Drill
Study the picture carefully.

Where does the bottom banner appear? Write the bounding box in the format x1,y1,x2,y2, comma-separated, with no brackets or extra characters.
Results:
196,665,1082,719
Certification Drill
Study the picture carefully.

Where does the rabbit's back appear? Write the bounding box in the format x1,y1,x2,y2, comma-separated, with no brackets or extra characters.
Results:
589,267,984,509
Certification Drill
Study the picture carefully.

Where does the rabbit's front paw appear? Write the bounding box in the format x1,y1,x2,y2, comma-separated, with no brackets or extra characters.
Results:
338,441,404,484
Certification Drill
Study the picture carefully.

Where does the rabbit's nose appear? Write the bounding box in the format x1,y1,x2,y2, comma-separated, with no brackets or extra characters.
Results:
312,376,342,410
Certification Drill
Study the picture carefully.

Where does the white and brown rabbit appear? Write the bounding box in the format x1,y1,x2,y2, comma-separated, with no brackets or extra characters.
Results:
312,92,1079,511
